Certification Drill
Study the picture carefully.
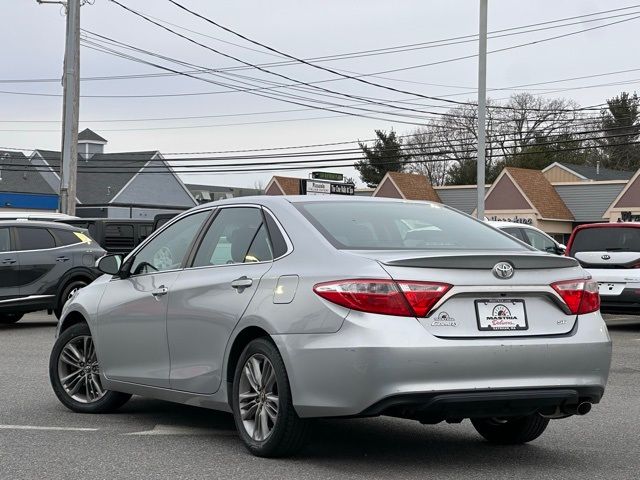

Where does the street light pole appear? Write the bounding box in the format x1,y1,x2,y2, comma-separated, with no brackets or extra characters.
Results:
476,0,488,220
38,0,80,215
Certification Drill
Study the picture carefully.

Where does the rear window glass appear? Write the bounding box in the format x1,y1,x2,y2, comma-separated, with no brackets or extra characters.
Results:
295,201,526,251
570,227,640,255
104,224,135,250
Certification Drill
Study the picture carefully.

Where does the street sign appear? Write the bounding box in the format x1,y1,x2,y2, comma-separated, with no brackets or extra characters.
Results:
311,171,344,182
302,179,354,196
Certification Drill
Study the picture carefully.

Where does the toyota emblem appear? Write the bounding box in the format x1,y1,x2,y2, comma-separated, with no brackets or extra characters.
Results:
493,262,514,279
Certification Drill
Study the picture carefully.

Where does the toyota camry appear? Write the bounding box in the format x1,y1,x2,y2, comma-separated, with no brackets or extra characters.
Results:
49,196,611,457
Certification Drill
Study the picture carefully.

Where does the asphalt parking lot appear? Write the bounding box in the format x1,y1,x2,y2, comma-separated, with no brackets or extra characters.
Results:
1,313,638,480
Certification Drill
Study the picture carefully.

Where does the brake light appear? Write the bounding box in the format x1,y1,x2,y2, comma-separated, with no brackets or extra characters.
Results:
313,279,451,317
551,279,600,314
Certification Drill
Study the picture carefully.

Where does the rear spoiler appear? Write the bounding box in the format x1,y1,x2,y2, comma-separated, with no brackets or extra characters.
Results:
384,254,579,270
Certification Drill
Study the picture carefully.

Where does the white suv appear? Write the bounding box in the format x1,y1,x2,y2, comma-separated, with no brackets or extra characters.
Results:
487,221,565,255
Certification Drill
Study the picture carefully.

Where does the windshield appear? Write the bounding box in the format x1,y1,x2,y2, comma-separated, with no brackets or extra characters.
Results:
570,226,640,255
295,201,527,251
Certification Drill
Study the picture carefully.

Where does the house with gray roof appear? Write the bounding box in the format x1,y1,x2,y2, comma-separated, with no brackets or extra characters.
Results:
2,129,197,219
0,150,58,211
542,161,634,182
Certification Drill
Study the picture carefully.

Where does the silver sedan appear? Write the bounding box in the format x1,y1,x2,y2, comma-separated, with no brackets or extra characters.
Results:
50,196,611,457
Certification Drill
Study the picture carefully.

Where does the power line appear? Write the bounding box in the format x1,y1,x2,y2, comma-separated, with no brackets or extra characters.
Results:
164,0,640,113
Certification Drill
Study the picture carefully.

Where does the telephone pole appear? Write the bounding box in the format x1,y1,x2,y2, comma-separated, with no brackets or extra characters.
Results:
476,0,488,219
38,0,81,215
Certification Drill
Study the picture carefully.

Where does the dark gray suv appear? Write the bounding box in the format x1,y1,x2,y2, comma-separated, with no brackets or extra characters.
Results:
0,221,105,324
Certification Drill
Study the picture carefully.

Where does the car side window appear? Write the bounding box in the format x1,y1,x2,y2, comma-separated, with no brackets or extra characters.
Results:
129,211,210,276
51,229,83,246
15,227,55,251
192,207,270,267
0,228,10,252
524,229,556,252
264,211,288,258
502,227,526,242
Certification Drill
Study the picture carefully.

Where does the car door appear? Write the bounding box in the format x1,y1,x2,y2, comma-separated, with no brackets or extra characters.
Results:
14,226,64,298
0,227,20,300
166,206,274,394
96,210,211,388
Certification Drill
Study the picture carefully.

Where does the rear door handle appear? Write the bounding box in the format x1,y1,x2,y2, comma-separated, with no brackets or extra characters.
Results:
1,258,16,265
56,256,70,262
231,276,253,290
151,286,169,297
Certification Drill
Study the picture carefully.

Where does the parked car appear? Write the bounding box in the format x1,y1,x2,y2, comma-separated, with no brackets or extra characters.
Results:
0,220,105,323
488,221,566,255
566,222,640,314
55,218,154,256
50,197,611,457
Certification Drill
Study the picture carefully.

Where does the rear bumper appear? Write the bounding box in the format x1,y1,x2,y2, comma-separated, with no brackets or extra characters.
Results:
273,311,612,418
600,288,640,313
361,386,603,421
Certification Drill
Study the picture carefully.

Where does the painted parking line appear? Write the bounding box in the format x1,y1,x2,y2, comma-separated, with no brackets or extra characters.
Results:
0,424,98,432
126,424,237,436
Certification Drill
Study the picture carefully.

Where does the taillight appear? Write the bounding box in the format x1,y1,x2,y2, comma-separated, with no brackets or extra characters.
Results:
551,279,600,314
313,279,451,317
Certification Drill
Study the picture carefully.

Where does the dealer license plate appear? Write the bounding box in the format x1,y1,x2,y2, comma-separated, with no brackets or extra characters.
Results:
475,299,528,331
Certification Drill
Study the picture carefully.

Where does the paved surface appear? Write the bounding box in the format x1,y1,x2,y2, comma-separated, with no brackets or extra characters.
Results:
0,313,638,480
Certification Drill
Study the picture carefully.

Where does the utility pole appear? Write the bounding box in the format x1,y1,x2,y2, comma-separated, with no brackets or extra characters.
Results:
38,0,80,215
476,0,488,219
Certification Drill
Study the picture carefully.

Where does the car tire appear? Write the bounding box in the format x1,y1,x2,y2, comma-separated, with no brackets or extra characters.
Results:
471,414,550,444
231,337,309,457
49,322,131,413
0,313,24,324
54,279,88,319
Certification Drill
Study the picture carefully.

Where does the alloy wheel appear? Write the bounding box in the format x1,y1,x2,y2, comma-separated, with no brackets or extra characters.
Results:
238,354,279,442
57,335,106,403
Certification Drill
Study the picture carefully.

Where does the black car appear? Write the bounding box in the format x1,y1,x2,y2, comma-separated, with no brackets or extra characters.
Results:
0,220,105,323
55,218,154,256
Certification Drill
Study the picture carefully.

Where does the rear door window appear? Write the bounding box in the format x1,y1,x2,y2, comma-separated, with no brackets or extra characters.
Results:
192,208,268,267
15,227,56,251
570,227,640,255
502,227,527,242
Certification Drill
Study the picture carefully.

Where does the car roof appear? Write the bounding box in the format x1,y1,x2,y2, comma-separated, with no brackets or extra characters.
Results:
191,195,441,211
59,218,155,223
0,219,80,229
573,222,640,230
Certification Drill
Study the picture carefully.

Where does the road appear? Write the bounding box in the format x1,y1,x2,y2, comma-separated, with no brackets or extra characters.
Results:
1,313,638,480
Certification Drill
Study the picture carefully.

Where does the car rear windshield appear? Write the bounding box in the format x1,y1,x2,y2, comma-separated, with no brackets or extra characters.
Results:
295,201,526,251
570,227,640,255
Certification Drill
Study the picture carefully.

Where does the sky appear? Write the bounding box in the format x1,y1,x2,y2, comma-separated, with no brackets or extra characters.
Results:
2,0,639,188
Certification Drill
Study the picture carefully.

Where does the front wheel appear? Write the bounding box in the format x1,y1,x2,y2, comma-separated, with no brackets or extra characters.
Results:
231,338,309,457
49,323,131,413
0,313,24,324
471,414,550,444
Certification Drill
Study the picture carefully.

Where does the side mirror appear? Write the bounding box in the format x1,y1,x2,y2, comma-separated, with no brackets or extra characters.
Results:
96,254,123,275
557,244,567,255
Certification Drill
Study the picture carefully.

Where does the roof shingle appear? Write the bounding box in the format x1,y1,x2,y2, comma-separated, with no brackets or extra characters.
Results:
386,172,441,202
506,167,574,220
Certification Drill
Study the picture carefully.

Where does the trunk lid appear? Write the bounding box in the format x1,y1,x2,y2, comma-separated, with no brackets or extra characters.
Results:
574,251,640,269
345,249,584,338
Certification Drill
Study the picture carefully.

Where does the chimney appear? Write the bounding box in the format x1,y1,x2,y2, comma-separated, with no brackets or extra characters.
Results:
77,128,107,160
